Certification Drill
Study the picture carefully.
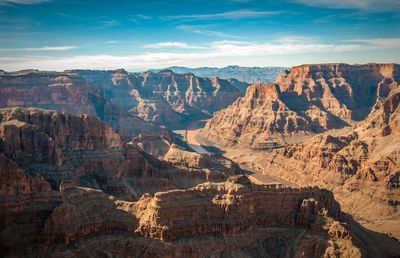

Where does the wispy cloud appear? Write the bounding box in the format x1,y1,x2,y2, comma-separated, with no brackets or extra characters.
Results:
0,46,78,51
128,14,152,24
177,25,244,39
143,42,206,49
0,0,49,5
288,0,400,11
161,10,281,21
104,40,118,44
130,14,151,20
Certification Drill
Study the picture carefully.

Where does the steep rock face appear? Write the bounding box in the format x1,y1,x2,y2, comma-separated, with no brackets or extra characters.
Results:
0,107,238,199
249,87,400,236
202,84,312,147
201,63,399,148
1,155,399,258
0,69,247,132
3,176,399,258
128,70,246,127
0,107,133,196
0,71,98,115
0,155,61,252
73,69,247,127
134,175,340,242
0,70,163,140
277,63,399,120
0,154,50,195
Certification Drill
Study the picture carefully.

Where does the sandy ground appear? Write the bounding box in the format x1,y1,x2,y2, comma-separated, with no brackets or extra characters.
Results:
185,120,209,154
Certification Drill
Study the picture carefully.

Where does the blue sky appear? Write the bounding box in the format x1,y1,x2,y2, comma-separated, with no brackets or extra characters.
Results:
0,0,399,71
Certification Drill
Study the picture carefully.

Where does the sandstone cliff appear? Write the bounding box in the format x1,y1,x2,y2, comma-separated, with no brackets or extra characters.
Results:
0,69,163,140
0,107,239,198
201,63,399,148
2,175,399,257
0,68,247,137
73,68,247,128
237,87,400,238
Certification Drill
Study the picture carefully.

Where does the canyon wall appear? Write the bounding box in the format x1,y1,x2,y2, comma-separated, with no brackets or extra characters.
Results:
201,63,399,148
3,173,398,257
0,107,238,199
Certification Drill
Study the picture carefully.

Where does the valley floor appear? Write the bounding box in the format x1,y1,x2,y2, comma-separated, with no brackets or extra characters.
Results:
182,119,297,187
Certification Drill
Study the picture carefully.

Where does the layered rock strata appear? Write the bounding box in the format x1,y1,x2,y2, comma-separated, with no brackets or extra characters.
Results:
2,175,399,257
0,69,163,139
201,63,399,147
240,87,400,237
73,68,248,127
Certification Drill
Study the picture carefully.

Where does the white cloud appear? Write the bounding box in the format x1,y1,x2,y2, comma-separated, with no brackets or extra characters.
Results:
1,38,399,71
104,40,118,44
143,42,206,49
130,14,151,20
0,46,78,51
288,0,400,11
161,10,281,21
0,0,49,5
177,25,245,39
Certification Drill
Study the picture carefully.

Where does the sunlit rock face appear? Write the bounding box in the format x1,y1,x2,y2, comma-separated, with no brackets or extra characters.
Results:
0,70,164,140
201,63,399,148
0,69,248,136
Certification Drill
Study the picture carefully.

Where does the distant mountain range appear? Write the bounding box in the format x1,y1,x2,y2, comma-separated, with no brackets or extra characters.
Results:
152,65,287,84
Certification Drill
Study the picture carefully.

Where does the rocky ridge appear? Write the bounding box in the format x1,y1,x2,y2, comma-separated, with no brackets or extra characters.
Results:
167,65,286,84
0,70,162,140
260,87,400,222
217,78,400,238
201,63,399,148
0,68,248,137
0,108,239,199
3,173,399,257
74,68,248,127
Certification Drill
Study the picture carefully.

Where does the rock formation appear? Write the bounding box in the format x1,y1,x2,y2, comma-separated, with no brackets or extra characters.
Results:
1,63,400,257
201,63,399,148
0,108,238,200
74,68,247,127
0,70,163,140
0,68,247,136
2,173,399,257
167,65,286,84
223,84,400,238
201,83,311,147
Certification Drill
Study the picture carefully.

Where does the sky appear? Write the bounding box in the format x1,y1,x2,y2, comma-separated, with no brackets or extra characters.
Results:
0,0,399,71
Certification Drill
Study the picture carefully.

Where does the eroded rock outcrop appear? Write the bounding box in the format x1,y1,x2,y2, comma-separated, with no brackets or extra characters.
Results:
0,69,163,140
244,87,400,237
201,63,399,148
2,175,399,257
73,69,248,128
0,107,239,200
134,175,340,241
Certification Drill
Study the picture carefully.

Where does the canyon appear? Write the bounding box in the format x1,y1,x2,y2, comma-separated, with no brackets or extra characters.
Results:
200,63,400,239
0,68,247,138
1,63,400,257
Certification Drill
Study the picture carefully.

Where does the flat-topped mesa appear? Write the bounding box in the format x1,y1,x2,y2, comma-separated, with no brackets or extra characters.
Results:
134,175,340,242
287,63,399,79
